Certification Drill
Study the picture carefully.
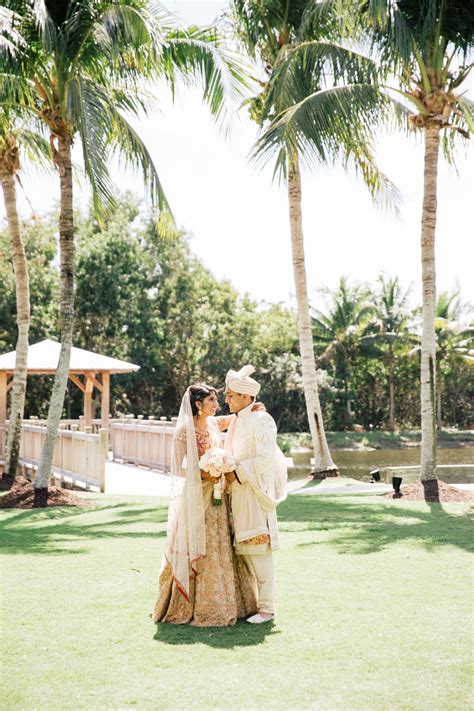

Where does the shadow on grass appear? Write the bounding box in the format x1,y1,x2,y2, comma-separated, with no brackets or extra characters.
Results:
3,494,472,558
0,502,169,555
279,495,474,555
154,619,279,648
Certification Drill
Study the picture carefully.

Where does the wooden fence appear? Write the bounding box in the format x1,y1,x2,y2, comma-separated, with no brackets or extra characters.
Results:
0,423,107,492
110,418,176,471
2,415,184,487
23,416,103,434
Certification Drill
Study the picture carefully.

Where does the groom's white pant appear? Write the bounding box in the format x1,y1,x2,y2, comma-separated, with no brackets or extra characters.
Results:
245,553,275,615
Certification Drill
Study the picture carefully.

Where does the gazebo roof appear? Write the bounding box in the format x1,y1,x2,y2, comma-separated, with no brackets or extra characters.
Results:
0,339,140,374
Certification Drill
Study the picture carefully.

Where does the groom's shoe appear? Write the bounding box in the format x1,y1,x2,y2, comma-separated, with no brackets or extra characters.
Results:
247,613,274,624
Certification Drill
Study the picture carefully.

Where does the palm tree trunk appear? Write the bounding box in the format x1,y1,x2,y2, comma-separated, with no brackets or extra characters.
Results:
388,346,395,432
419,127,439,481
287,154,338,477
436,380,442,430
34,134,74,506
0,167,30,489
344,367,352,428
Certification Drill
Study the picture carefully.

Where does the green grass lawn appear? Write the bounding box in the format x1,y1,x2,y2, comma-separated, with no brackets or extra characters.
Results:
1,493,473,710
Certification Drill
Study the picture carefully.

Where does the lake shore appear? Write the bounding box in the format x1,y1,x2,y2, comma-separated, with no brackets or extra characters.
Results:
278,429,474,453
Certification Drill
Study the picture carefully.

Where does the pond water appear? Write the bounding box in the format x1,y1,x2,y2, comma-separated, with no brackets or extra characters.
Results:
288,446,474,484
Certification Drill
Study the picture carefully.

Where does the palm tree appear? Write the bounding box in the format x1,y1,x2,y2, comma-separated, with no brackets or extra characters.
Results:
427,291,473,429
3,1,245,505
312,277,376,429
1,12,54,487
259,0,473,480
0,114,51,488
361,275,414,430
0,126,28,490
365,1,473,481
229,0,397,475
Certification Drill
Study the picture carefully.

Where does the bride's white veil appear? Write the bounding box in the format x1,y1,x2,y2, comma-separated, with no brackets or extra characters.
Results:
164,387,206,600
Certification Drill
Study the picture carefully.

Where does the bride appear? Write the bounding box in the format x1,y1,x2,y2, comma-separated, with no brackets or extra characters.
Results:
152,383,258,626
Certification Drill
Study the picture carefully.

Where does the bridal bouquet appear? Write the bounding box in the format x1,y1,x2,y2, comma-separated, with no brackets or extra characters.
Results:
199,447,236,506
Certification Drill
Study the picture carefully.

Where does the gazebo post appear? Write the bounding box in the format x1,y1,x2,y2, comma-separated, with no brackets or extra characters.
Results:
101,372,110,430
0,372,7,456
0,372,6,427
84,374,94,428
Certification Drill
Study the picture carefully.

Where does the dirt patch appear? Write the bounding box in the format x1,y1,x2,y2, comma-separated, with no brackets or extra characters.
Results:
0,478,89,509
382,479,474,503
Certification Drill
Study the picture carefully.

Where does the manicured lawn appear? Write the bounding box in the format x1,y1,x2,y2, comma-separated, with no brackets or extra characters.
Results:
1,493,472,710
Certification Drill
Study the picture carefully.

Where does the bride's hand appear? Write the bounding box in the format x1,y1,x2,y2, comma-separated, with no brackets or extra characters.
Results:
225,471,236,486
251,401,266,412
201,471,221,484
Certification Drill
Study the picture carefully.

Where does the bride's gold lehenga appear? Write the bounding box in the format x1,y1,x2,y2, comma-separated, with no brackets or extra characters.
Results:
152,421,258,626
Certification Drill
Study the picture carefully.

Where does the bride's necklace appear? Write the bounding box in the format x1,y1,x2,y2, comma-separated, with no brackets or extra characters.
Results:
194,416,208,434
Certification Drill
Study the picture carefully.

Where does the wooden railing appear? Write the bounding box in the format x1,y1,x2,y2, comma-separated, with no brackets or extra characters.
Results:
110,417,176,472
1,415,179,484
0,423,107,492
23,416,104,434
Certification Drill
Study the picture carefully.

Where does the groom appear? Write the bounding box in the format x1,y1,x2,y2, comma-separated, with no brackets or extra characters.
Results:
224,365,286,624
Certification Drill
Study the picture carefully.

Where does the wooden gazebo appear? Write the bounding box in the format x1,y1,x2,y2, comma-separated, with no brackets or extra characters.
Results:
0,339,140,431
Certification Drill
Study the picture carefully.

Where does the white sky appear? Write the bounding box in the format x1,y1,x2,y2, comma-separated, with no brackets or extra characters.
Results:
3,0,473,310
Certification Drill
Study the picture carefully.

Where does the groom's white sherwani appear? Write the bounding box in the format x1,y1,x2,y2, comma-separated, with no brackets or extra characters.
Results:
226,404,282,552
225,403,287,615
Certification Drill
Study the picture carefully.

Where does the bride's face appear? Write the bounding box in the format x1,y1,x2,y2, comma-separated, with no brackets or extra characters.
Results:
198,392,219,417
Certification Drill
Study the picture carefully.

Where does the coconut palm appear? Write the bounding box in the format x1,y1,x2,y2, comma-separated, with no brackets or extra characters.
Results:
361,275,415,430
312,277,376,429
229,0,398,475
0,113,52,488
410,290,474,429
364,1,473,480
434,292,474,428
1,16,53,487
258,0,473,480
2,0,246,505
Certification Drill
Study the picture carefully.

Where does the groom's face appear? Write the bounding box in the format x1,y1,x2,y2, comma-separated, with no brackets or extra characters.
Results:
225,388,252,413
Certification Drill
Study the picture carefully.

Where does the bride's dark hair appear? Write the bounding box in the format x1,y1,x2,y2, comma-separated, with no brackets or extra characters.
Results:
188,383,217,416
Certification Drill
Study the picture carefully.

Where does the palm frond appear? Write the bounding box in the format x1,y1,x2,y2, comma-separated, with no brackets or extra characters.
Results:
362,0,419,74
17,125,52,174
350,147,402,216
263,39,382,119
67,75,171,221
65,76,116,220
457,95,474,133
31,0,59,52
108,108,172,215
67,1,167,78
161,26,250,127
0,72,41,123
255,81,402,212
0,6,27,58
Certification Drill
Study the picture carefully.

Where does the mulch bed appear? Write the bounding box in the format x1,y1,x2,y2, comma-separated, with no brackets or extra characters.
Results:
0,478,89,509
311,471,342,480
382,479,474,503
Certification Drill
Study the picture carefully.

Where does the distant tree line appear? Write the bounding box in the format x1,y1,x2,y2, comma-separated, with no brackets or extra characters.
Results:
0,198,472,432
